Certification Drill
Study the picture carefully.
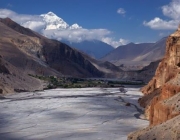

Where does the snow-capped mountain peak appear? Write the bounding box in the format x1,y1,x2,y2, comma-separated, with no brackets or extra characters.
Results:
69,23,82,29
46,11,56,16
18,11,86,42
40,11,69,30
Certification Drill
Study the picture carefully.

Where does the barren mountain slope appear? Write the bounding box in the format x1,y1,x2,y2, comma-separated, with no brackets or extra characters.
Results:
102,43,154,61
133,37,166,62
102,38,166,68
136,60,161,83
0,21,59,75
0,21,60,93
0,56,45,94
79,51,124,78
0,18,104,78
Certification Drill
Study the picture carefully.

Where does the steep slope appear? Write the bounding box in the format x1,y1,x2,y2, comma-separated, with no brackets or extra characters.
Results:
136,60,161,83
63,40,114,59
0,56,44,94
80,52,123,78
0,19,60,76
41,40,103,77
0,18,104,78
128,27,180,139
133,37,167,62
102,42,154,61
102,38,166,68
0,19,61,93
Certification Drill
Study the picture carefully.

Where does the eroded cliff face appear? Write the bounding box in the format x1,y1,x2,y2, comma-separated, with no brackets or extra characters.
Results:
140,28,180,126
128,28,180,139
141,32,180,94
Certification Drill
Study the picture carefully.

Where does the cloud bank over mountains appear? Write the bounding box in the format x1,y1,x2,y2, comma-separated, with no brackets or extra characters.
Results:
0,9,129,47
144,0,180,30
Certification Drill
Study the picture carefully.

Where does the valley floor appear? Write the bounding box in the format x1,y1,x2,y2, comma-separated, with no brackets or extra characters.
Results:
0,87,148,140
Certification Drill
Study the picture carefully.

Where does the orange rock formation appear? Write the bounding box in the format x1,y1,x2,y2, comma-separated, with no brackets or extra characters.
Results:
128,27,180,139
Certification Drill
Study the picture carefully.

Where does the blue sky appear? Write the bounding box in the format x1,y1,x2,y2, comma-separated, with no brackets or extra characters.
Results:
0,0,179,47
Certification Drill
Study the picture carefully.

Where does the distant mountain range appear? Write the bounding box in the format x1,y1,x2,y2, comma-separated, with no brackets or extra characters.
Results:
8,11,167,65
101,37,167,67
62,40,114,59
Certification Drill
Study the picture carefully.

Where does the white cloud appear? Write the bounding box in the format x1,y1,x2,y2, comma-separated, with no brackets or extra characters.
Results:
23,21,46,32
143,17,178,30
117,8,126,15
102,37,129,48
0,9,16,18
0,9,39,21
43,29,111,43
143,0,180,30
162,0,180,19
0,8,129,47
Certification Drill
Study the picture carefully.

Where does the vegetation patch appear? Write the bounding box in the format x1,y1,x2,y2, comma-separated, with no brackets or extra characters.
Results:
28,74,144,90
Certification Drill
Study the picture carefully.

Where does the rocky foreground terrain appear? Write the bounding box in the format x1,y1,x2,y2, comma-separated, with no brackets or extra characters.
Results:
128,26,180,139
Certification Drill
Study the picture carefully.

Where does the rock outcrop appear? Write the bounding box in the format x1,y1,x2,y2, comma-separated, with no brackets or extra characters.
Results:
128,115,180,140
128,27,180,139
